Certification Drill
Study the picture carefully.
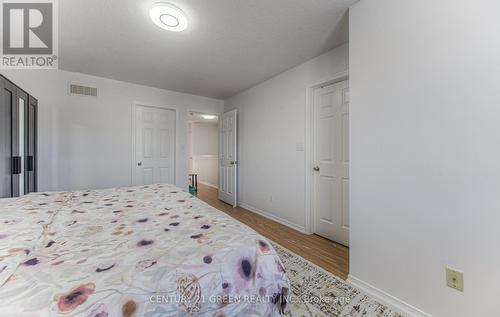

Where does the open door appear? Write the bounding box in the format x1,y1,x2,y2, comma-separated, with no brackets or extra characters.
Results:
218,110,237,207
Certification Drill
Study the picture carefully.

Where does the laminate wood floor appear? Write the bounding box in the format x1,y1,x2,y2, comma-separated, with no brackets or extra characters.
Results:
195,183,349,280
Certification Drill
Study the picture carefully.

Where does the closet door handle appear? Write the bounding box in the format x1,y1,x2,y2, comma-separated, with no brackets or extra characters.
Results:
12,156,21,175
26,156,34,171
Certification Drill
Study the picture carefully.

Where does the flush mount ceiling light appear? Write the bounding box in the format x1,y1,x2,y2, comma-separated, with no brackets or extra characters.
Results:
202,115,217,120
150,2,188,32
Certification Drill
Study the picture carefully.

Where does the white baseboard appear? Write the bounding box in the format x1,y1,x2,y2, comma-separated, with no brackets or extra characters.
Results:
198,181,218,189
347,275,432,317
238,202,307,234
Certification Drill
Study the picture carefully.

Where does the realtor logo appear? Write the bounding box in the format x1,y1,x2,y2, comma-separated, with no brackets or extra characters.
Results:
1,0,58,68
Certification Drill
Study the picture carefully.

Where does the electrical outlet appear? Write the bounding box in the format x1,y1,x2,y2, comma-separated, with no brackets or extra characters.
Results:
446,267,464,292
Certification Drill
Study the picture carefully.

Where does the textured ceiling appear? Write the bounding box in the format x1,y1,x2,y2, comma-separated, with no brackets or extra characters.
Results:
59,0,355,99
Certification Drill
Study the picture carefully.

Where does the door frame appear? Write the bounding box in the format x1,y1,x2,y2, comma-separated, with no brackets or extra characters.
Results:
304,70,349,234
130,102,177,186
186,109,221,188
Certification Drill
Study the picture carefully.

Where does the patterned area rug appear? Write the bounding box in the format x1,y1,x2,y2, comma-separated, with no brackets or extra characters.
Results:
272,243,404,317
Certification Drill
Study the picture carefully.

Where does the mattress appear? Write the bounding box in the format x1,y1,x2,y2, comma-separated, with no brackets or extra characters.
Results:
0,184,290,316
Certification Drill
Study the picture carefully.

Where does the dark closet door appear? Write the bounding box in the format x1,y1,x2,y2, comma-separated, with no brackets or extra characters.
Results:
0,77,17,198
26,95,37,193
10,83,21,197
15,88,28,196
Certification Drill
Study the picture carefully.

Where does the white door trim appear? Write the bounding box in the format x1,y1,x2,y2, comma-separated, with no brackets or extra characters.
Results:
304,69,349,234
131,102,178,186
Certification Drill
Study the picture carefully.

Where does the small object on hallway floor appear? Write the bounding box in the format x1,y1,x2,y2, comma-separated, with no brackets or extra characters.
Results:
189,185,197,195
188,173,198,195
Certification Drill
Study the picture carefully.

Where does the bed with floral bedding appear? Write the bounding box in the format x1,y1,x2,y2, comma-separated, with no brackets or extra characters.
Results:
0,184,290,317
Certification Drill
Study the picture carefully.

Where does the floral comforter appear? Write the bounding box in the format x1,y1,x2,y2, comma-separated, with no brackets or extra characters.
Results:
0,184,289,316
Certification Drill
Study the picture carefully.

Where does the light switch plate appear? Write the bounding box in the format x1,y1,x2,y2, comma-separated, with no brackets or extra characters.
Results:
446,267,464,292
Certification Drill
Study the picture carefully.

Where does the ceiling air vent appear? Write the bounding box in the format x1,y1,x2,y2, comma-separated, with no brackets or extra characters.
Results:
69,84,97,97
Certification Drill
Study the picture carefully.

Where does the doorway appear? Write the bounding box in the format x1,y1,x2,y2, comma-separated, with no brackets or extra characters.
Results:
310,78,350,247
133,104,176,185
187,111,219,195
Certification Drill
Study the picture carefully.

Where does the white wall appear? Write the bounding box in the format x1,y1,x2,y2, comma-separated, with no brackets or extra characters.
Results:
188,122,219,187
192,122,218,156
349,1,500,316
0,69,223,191
225,44,349,231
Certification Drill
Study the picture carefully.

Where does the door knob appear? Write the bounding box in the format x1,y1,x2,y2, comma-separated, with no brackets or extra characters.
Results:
230,161,238,165
137,162,142,166
313,166,320,172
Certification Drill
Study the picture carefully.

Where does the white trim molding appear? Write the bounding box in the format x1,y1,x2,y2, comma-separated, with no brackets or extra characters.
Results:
198,180,218,189
347,275,433,317
304,69,350,234
238,202,307,234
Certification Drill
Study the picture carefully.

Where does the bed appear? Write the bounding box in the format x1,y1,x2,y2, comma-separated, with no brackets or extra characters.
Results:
0,184,290,316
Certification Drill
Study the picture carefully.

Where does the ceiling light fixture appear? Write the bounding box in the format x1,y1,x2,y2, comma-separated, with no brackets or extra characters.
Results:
150,2,188,32
202,115,217,120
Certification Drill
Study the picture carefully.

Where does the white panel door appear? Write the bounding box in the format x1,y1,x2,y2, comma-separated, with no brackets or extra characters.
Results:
218,110,237,206
135,105,175,185
313,80,349,246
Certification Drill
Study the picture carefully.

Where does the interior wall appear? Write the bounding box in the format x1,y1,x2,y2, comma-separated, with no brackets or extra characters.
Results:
349,1,500,316
188,121,219,188
224,44,349,231
192,122,218,156
0,69,224,191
